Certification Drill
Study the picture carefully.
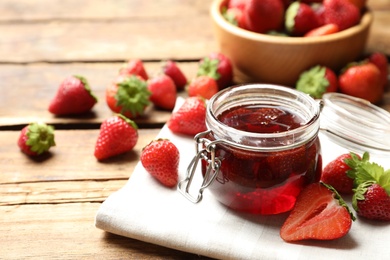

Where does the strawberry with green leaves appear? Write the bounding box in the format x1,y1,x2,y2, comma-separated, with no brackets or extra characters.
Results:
141,139,179,188
147,74,177,110
119,59,149,80
94,114,138,160
161,60,188,91
280,182,355,242
296,65,338,99
346,152,390,221
48,75,98,115
187,76,219,100
321,153,362,194
18,122,56,156
167,96,207,136
339,61,383,103
285,1,320,36
106,75,151,119
197,52,233,90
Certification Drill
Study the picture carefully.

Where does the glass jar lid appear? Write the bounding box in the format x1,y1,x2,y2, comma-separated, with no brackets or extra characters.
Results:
320,93,390,154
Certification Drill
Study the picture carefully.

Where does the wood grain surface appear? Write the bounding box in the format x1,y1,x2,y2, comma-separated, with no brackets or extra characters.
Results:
0,0,389,259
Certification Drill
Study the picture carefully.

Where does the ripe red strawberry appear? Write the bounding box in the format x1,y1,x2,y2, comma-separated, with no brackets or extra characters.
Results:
161,60,188,91
140,139,179,188
321,153,363,194
223,6,248,29
339,62,384,103
322,0,360,31
280,182,355,242
17,122,55,156
285,2,320,36
197,52,233,90
304,23,339,37
48,75,97,115
119,59,149,80
94,114,138,160
368,52,389,90
187,76,219,100
106,75,151,119
296,65,338,98
147,74,177,110
243,0,285,34
167,96,207,136
346,152,390,221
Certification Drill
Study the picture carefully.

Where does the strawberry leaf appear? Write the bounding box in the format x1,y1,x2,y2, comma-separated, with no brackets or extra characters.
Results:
197,57,221,80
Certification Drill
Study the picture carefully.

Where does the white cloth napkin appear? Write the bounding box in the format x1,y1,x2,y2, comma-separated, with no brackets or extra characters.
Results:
95,99,390,260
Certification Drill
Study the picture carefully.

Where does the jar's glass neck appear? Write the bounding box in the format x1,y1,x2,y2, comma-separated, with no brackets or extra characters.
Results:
206,84,321,151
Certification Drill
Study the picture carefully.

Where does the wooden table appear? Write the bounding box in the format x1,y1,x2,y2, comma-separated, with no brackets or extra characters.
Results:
1,1,389,259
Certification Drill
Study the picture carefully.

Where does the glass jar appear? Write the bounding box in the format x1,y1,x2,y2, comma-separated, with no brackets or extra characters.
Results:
178,84,322,215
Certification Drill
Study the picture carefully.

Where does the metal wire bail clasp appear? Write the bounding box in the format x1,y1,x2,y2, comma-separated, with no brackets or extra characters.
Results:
178,130,221,203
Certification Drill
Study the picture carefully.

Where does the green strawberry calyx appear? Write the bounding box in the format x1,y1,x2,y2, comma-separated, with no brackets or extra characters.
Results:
296,65,329,99
345,151,390,210
285,1,299,34
117,113,138,130
26,122,56,155
197,57,221,81
321,182,356,221
73,75,98,102
115,75,151,117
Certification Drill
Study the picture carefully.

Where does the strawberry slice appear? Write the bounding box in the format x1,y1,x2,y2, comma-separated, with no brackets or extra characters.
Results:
280,182,355,242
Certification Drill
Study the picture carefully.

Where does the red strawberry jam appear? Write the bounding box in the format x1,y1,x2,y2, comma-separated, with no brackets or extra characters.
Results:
202,104,322,215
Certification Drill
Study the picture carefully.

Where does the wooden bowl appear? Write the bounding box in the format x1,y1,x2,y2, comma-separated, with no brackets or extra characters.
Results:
210,0,373,87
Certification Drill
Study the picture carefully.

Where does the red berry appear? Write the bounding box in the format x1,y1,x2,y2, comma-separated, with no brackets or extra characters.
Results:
321,153,357,194
119,59,148,80
280,182,354,241
167,96,207,136
48,75,97,115
140,139,179,188
285,2,320,36
147,74,177,110
187,76,219,100
304,23,339,37
368,52,389,90
162,60,188,91
322,0,360,31
17,122,56,156
94,114,138,160
197,52,233,90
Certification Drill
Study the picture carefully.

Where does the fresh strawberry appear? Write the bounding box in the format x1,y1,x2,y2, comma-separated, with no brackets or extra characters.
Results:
304,23,339,37
106,75,151,118
368,52,389,90
187,76,219,100
94,114,138,160
243,0,285,34
321,153,362,194
167,96,207,136
339,61,384,103
119,59,149,80
147,74,177,110
140,139,179,188
345,0,366,10
161,60,188,91
346,152,390,221
280,182,355,242
285,2,320,36
223,6,248,28
197,52,233,90
48,75,97,115
17,122,55,156
296,65,338,98
322,0,360,31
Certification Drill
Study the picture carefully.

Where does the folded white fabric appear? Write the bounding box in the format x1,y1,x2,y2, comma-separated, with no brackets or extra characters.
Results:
95,99,390,260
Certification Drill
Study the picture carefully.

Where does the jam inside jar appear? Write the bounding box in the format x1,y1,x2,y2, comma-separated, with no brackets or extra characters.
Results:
178,84,322,215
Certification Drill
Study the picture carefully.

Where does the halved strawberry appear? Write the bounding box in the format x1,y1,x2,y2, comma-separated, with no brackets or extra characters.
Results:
280,182,355,242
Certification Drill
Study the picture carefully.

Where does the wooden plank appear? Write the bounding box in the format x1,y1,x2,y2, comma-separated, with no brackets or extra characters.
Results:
0,203,211,259
0,0,210,21
0,129,160,183
0,18,216,63
0,62,198,128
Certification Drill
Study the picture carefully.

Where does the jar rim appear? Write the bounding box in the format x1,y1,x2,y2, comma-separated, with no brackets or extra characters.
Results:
206,84,321,151
321,93,390,153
